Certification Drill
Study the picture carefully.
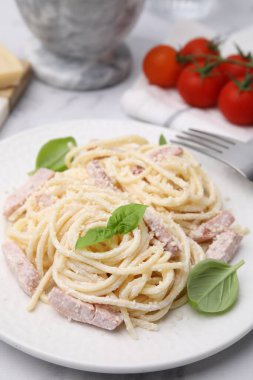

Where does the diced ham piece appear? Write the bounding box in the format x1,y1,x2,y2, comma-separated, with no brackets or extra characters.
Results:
131,165,144,175
144,208,180,255
148,146,183,162
190,211,235,243
3,168,55,217
130,147,183,176
35,193,56,209
2,241,40,296
91,304,123,330
206,230,243,263
86,160,117,190
48,287,123,331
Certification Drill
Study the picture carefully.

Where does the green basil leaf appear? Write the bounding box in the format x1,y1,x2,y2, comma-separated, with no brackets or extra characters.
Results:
159,134,167,146
35,137,77,172
76,203,147,249
75,227,113,249
187,259,244,314
107,204,147,234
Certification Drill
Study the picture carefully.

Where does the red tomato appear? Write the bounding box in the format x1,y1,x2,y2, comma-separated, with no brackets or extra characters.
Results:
143,45,182,88
219,54,252,81
218,79,253,126
180,37,220,59
177,64,225,108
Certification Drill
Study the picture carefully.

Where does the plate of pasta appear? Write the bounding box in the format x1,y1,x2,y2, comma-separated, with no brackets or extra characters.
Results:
0,119,253,373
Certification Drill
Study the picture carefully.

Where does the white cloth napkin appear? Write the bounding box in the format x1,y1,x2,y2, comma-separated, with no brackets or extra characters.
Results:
121,21,253,142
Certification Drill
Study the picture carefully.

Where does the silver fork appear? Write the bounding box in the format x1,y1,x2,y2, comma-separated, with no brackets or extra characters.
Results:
170,129,253,182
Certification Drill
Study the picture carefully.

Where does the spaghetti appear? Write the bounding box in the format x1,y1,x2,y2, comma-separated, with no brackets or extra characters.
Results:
66,135,222,234
5,135,225,337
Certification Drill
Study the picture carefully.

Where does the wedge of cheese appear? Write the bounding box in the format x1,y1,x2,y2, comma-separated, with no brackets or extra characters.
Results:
0,61,32,129
0,61,32,108
0,44,24,89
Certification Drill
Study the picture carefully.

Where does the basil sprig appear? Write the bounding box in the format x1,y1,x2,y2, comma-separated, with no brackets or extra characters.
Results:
187,259,244,314
33,137,77,173
159,134,167,145
75,203,147,249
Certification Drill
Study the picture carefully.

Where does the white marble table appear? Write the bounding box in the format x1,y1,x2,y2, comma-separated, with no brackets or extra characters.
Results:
0,1,253,379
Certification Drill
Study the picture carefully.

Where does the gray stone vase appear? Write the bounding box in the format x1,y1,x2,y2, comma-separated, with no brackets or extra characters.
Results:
16,0,145,90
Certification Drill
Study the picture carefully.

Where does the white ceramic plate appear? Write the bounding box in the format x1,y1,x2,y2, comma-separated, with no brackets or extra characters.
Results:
0,120,253,374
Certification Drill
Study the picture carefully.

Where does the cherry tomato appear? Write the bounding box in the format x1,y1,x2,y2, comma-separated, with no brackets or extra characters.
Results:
143,45,182,88
177,64,225,108
219,54,252,81
180,37,220,60
218,79,253,126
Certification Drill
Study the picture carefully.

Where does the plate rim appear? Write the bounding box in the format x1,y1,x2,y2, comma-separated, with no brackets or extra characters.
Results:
0,118,170,147
0,118,252,374
0,323,252,374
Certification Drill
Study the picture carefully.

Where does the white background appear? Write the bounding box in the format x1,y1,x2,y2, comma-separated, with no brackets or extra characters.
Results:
1,0,253,379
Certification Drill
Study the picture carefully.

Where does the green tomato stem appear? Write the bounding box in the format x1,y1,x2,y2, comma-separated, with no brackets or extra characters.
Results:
178,53,253,69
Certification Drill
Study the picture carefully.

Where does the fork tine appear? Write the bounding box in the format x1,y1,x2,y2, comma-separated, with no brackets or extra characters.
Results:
171,139,246,179
175,135,223,153
181,131,229,149
189,128,237,145
170,139,217,156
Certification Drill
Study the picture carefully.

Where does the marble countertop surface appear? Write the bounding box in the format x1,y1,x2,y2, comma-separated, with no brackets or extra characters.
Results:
1,1,253,379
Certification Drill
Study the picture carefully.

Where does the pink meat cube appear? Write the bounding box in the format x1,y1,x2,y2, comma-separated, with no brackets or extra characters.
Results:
2,240,40,296
190,211,235,243
48,287,123,331
3,168,55,217
206,230,243,263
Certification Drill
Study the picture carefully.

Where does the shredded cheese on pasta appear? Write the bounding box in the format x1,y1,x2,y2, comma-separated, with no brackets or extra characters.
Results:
7,135,222,336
